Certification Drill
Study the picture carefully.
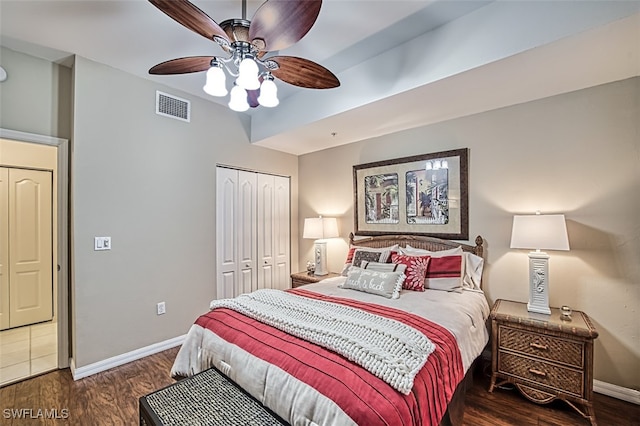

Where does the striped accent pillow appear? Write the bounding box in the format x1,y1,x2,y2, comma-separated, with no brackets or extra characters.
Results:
425,255,464,291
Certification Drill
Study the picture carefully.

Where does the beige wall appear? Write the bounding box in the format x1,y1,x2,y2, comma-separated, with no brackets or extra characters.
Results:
0,46,71,140
70,56,298,367
298,77,640,390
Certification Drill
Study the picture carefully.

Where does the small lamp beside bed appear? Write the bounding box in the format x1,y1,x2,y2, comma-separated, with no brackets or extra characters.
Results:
303,216,339,276
510,212,570,315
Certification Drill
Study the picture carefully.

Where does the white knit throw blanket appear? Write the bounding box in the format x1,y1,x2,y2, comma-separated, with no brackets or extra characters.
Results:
209,289,435,394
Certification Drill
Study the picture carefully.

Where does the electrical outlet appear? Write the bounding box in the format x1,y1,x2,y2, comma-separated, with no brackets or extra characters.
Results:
157,301,166,315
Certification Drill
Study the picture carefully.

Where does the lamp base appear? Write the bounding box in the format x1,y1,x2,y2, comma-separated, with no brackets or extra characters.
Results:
314,241,328,276
527,251,551,315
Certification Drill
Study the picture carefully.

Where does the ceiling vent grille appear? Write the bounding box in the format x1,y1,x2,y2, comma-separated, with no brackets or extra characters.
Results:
156,91,190,122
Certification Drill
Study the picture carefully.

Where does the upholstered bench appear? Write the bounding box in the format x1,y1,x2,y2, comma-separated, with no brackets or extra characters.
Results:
139,367,287,425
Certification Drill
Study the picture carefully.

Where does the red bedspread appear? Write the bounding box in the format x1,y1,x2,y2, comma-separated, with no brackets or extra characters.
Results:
195,289,464,425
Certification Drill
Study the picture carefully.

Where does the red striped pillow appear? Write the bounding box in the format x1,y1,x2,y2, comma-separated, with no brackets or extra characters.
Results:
425,255,464,291
391,253,430,291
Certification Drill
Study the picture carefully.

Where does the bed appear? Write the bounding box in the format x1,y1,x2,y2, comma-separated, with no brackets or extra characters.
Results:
172,233,490,426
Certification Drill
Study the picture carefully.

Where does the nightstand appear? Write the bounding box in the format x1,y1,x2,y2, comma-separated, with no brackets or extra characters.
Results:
290,271,341,288
489,299,599,426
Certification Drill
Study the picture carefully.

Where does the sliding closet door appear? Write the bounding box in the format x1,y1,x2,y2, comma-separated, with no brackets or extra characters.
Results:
0,168,8,330
8,168,53,328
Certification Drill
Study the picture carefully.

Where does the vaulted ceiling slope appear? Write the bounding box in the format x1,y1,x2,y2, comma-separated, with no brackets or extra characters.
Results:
1,1,639,155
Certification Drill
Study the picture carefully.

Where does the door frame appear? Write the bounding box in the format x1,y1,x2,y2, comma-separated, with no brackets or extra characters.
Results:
0,128,70,369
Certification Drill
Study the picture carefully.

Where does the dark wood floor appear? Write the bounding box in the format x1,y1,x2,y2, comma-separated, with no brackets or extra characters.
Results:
1,347,638,425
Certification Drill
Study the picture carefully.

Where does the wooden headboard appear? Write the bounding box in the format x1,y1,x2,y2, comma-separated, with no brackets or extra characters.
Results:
348,232,484,259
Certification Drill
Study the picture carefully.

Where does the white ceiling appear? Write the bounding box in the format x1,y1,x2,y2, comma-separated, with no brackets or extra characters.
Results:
1,1,639,155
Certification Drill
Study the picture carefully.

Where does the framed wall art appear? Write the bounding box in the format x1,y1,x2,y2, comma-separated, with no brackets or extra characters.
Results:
353,148,469,239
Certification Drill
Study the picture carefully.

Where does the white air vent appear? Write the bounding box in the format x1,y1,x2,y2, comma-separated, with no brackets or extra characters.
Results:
156,91,190,122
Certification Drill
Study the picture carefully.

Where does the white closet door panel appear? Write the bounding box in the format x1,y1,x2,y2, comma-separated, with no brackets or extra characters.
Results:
274,176,290,289
274,262,289,291
239,268,254,295
9,168,53,328
237,171,257,294
0,168,8,330
219,271,236,300
216,168,238,300
257,174,274,290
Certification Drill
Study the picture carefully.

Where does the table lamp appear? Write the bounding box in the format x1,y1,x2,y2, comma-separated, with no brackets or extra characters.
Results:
510,212,570,314
303,216,339,276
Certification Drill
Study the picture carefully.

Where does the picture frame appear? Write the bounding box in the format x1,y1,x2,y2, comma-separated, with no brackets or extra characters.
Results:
353,148,468,239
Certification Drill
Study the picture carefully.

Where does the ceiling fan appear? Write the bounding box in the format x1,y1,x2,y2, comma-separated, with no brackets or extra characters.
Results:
148,0,340,111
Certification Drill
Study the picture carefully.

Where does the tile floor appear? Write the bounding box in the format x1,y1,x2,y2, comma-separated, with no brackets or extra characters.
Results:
0,321,57,386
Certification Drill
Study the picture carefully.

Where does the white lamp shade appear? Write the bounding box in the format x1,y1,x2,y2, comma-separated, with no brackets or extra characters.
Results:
236,58,261,90
257,78,279,107
203,66,228,97
303,217,339,240
510,214,570,251
228,86,249,112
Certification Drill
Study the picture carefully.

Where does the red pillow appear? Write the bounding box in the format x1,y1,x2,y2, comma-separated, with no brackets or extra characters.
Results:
425,255,464,291
391,253,431,291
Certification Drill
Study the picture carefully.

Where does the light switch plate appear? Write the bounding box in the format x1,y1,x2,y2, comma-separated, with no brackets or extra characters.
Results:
94,236,111,251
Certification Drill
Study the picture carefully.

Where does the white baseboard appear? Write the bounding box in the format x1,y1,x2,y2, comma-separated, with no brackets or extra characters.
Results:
70,335,186,380
594,379,640,405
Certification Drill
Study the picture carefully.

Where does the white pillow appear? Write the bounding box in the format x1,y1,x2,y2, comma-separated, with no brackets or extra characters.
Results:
400,244,463,257
339,267,405,299
462,252,484,291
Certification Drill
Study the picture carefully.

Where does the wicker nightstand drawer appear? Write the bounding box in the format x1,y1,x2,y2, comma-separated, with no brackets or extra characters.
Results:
498,351,584,397
498,326,584,369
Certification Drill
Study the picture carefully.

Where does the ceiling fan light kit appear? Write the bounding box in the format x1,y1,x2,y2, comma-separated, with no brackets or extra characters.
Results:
148,0,340,112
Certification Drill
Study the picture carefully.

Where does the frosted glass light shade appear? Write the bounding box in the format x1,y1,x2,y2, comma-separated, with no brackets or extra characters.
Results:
228,86,249,112
203,66,228,97
258,79,279,107
236,58,260,90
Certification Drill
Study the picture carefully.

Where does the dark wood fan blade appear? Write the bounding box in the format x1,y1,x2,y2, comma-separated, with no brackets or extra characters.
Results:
149,56,215,75
249,0,322,52
268,56,340,89
149,0,228,42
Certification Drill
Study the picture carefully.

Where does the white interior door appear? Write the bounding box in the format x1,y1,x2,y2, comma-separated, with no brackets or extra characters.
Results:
0,168,9,329
8,168,53,328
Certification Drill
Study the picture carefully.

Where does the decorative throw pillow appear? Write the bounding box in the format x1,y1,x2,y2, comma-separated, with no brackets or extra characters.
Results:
391,253,431,291
424,254,464,291
341,244,398,276
339,267,405,299
361,261,407,274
